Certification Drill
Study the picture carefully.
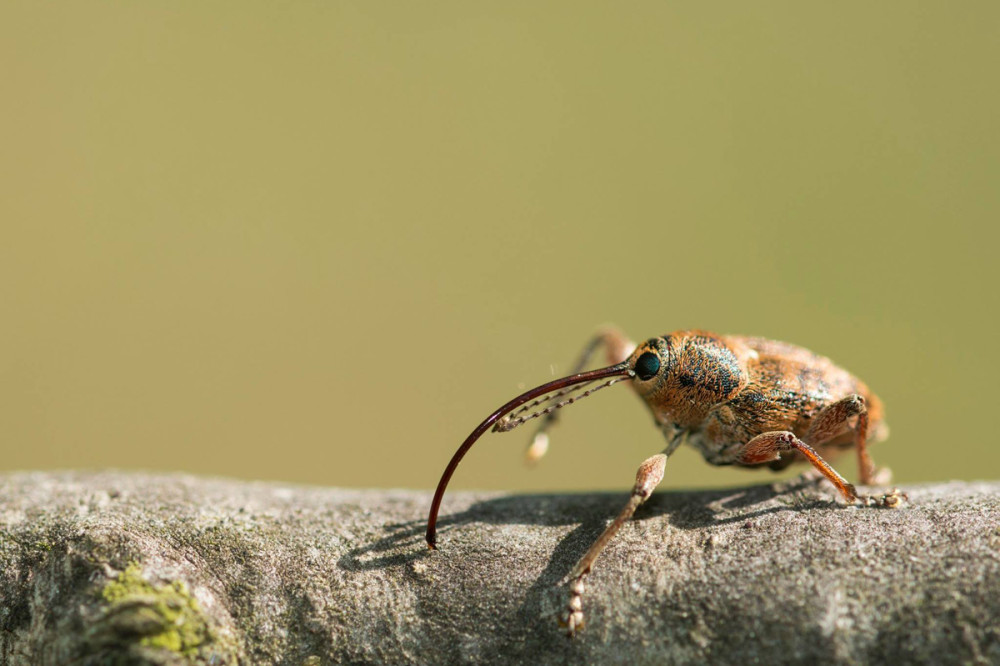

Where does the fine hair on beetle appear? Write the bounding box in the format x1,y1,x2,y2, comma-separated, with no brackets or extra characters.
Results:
426,328,903,635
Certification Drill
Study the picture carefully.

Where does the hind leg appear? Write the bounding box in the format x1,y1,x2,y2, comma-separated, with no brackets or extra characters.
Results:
804,394,882,485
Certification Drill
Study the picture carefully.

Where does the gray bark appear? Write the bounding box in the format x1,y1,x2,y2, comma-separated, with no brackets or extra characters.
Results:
0,472,997,665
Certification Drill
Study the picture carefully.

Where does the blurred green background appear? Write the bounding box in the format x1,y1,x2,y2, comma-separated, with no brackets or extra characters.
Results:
2,2,997,494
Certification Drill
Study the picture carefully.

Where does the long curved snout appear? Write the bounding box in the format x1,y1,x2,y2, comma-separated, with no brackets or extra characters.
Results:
425,362,633,548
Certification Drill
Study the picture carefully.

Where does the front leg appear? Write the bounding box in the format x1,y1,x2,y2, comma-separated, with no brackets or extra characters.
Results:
561,452,667,635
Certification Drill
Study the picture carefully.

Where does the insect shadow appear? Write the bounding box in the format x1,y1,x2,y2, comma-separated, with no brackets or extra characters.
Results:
337,474,832,576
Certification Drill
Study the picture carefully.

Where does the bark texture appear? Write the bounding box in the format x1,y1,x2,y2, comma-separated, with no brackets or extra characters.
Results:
0,471,997,665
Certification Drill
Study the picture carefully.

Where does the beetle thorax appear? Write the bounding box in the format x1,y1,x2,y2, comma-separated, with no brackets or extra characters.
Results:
634,332,749,429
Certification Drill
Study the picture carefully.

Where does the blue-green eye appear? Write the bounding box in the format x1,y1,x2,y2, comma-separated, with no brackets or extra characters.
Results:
635,352,660,381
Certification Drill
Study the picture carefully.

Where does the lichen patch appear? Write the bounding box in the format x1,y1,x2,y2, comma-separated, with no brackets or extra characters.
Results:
99,562,213,658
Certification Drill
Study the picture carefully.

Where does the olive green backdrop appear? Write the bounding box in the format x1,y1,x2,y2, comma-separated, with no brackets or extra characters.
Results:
2,2,996,494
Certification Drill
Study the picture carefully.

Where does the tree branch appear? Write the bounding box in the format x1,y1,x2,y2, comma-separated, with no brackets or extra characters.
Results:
0,472,997,664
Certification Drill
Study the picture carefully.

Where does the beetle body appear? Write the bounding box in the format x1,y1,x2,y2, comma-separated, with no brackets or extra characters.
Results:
632,331,886,471
426,327,902,635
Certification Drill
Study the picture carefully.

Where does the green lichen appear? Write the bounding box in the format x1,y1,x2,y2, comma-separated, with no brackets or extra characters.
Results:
100,562,212,658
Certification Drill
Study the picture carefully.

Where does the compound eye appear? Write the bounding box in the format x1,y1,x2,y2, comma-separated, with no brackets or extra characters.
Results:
634,352,661,381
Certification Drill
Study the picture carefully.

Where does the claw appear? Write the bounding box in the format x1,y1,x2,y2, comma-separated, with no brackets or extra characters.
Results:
561,610,584,637
853,486,907,509
879,487,907,508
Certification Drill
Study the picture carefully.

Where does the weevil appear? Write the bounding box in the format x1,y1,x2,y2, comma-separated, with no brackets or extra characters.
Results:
425,328,904,635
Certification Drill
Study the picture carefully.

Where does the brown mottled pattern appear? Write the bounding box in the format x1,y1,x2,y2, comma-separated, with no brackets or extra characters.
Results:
707,335,885,462
633,332,886,468
641,331,747,428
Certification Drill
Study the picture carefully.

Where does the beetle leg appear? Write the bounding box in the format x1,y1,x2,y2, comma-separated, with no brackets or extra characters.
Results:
804,394,878,485
526,326,635,463
739,431,904,508
560,452,666,635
